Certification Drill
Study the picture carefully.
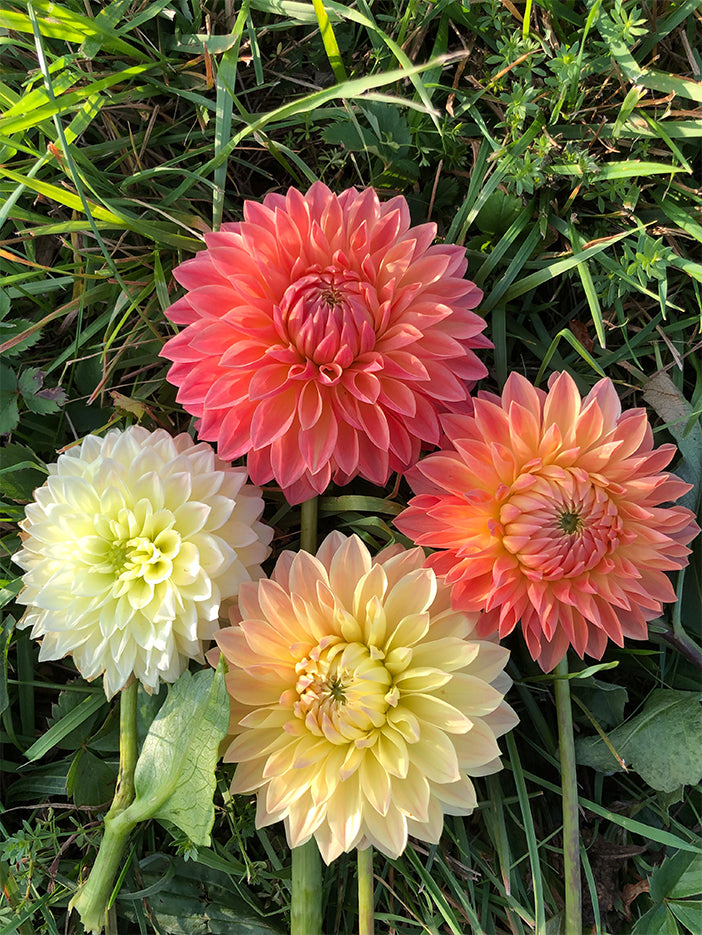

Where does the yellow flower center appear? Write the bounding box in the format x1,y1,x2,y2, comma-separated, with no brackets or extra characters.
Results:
117,533,177,585
293,641,394,744
91,508,182,588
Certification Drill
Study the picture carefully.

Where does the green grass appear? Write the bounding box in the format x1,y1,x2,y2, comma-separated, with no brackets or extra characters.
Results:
1,0,701,932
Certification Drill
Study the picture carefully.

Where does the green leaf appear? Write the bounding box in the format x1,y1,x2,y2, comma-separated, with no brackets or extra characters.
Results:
49,686,108,750
474,190,524,236
668,901,702,932
632,904,680,935
67,747,118,807
0,444,46,501
17,368,67,415
650,851,702,902
0,361,19,435
129,663,229,847
571,677,628,729
0,615,15,718
23,692,108,763
575,690,702,792
6,758,75,805
117,856,284,934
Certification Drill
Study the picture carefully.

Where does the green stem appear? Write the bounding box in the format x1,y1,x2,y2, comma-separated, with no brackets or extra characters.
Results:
290,495,323,935
69,810,138,934
70,681,140,934
108,679,139,817
554,655,582,935
357,846,375,935
300,495,319,553
291,838,323,935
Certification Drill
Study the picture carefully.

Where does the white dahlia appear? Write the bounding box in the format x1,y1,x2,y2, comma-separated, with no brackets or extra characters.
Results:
14,426,272,697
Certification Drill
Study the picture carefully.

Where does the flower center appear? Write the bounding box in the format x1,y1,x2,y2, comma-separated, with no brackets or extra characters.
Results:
118,534,174,585
292,641,393,744
275,266,377,379
557,510,583,534
91,509,183,590
499,468,625,579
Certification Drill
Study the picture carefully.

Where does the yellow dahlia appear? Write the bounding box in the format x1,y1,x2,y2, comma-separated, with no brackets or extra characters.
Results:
14,426,272,697
213,533,518,863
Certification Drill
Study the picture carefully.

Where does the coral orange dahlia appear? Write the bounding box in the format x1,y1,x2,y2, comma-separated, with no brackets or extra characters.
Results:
160,182,488,503
395,371,700,672
212,533,517,863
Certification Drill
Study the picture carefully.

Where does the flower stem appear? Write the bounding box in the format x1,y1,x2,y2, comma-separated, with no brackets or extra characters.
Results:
300,494,319,553
109,679,139,817
291,838,323,935
357,846,375,935
554,655,581,934
70,680,140,934
69,810,137,934
290,494,323,935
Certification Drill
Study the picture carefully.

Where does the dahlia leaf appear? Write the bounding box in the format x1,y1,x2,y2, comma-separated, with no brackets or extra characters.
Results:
575,689,702,792
129,661,229,846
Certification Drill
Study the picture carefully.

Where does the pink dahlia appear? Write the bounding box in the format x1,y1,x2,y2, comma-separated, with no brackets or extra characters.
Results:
160,182,488,503
395,371,700,672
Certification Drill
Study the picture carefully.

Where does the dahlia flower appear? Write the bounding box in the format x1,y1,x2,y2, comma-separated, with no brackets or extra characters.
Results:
396,371,700,672
160,182,489,503
14,426,272,698
212,532,517,863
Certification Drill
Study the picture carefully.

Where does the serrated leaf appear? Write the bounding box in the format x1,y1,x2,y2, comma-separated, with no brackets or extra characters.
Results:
18,368,66,415
129,663,229,847
0,361,19,434
575,690,702,792
0,360,17,395
0,317,42,357
0,396,19,435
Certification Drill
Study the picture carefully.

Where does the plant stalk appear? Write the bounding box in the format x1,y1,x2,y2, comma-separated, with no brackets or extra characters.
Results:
300,494,319,553
290,494,323,935
291,838,323,935
70,680,140,934
109,678,139,817
554,655,582,935
357,846,375,935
